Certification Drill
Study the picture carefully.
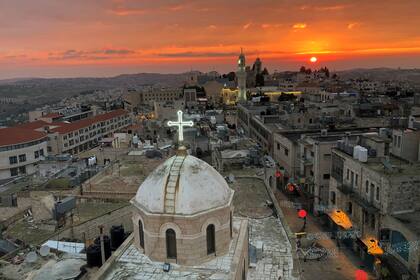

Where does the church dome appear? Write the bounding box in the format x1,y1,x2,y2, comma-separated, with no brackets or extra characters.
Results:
133,153,234,216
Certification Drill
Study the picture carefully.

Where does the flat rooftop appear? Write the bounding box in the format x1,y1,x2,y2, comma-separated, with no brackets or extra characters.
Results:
334,148,420,176
102,218,246,280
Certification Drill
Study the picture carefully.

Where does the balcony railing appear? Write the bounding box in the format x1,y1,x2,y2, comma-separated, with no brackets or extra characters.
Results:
336,182,354,195
300,156,313,165
350,191,379,213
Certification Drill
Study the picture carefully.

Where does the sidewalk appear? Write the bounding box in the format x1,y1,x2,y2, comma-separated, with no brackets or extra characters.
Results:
275,190,376,280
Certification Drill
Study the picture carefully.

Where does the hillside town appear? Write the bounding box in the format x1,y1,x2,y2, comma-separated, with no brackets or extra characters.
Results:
0,50,419,280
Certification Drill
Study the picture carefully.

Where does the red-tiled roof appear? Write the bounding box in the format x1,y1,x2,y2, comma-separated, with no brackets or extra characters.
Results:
15,120,49,130
0,127,47,147
50,109,128,134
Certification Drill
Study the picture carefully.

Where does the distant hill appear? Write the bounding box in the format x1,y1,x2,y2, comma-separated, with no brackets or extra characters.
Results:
0,72,188,97
336,68,420,85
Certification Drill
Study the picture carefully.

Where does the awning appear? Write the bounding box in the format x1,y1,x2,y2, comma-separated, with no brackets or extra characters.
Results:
327,209,353,230
358,237,384,255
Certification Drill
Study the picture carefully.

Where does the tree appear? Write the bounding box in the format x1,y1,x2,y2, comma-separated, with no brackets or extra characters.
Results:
262,67,269,75
225,72,236,81
299,66,306,73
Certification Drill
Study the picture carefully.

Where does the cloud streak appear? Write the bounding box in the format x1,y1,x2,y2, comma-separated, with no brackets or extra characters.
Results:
48,48,136,60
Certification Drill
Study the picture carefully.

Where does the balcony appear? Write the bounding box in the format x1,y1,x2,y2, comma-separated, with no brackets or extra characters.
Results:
350,192,379,214
336,182,354,195
300,155,313,165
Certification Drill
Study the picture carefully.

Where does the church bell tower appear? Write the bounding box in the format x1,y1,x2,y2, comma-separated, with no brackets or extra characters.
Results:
236,48,247,102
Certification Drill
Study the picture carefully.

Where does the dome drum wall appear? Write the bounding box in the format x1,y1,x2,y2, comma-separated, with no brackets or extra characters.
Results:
132,206,232,265
132,154,235,265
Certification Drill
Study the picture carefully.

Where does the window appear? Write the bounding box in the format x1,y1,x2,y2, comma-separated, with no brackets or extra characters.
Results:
323,174,330,179
230,212,233,238
397,136,401,148
348,202,353,215
355,174,359,186
330,191,336,205
346,169,350,180
371,214,375,229
18,154,26,162
364,211,369,225
19,166,26,174
166,229,177,259
277,143,280,150
365,181,369,193
206,224,216,255
34,150,39,159
10,168,18,177
376,186,380,201
39,149,44,156
139,220,145,249
9,156,17,165
284,148,289,156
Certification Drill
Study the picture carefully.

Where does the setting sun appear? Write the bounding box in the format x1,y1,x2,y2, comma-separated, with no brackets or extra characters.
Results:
310,56,318,63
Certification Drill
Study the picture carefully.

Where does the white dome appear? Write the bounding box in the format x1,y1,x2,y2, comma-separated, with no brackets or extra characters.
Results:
133,154,234,215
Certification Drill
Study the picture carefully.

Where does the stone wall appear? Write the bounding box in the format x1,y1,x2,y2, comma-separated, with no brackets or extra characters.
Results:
132,205,232,265
57,205,133,242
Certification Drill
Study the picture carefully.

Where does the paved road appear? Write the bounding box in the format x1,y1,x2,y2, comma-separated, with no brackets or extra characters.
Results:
275,190,376,280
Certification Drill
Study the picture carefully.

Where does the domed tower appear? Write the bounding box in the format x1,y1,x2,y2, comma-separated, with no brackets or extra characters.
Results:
236,48,247,102
131,111,234,265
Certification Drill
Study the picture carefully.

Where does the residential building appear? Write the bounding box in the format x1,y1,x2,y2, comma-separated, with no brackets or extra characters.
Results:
329,133,420,278
0,127,47,180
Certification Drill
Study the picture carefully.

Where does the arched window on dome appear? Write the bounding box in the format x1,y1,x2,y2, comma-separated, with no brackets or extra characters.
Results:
230,212,233,238
139,220,145,250
206,224,216,255
166,229,177,259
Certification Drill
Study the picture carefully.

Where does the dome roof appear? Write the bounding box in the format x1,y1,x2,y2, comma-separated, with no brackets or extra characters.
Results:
133,154,234,216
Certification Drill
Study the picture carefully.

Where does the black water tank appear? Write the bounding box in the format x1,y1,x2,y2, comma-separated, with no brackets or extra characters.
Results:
86,244,102,267
110,225,125,250
94,235,112,260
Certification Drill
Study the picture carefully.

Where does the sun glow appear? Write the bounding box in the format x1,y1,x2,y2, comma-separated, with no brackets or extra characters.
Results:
310,56,317,63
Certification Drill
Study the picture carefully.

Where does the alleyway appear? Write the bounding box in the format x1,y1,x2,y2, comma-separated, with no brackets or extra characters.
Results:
275,190,376,280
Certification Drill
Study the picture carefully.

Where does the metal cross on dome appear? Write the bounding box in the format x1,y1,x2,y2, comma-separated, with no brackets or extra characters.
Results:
167,110,193,142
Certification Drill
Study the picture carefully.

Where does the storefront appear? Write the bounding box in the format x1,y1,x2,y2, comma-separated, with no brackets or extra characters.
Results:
355,237,383,270
325,209,354,247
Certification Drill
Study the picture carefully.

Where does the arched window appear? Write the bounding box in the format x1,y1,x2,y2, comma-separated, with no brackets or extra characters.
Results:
166,229,177,259
230,212,233,238
139,220,145,249
206,224,216,255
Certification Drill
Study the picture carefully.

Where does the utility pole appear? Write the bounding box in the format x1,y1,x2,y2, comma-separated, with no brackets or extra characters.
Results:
99,225,106,265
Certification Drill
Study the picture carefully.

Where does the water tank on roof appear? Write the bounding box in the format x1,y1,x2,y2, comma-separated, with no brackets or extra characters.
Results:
358,147,368,162
86,244,102,267
353,145,362,159
110,225,125,250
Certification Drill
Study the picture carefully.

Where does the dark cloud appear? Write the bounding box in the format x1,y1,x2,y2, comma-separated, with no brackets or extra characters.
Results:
157,51,238,58
48,48,135,60
103,49,135,55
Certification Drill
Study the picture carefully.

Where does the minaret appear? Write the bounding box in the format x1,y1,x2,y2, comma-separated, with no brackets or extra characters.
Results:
236,48,247,102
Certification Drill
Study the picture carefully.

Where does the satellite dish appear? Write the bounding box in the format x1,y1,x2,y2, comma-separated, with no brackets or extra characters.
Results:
228,174,235,183
40,245,50,257
25,251,38,263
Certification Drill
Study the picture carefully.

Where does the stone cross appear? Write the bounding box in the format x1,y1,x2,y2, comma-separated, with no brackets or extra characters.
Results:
167,110,193,142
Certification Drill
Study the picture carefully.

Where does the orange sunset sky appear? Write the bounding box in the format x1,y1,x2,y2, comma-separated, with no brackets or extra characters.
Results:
1,0,420,78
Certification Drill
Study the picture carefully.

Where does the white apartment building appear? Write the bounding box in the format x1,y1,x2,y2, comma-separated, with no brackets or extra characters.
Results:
0,127,47,180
